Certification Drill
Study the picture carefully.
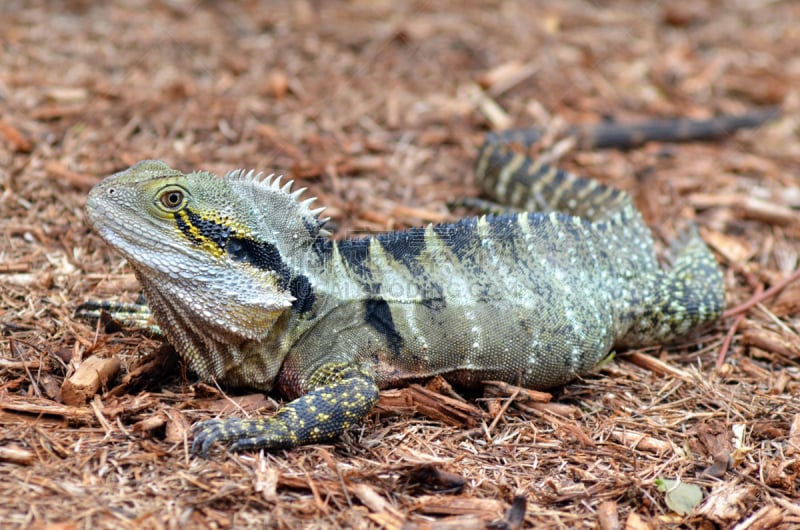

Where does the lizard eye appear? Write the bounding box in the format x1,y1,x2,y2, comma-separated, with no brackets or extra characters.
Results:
158,189,185,210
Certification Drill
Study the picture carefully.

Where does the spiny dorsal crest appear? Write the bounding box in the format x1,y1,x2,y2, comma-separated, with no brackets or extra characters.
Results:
224,169,331,237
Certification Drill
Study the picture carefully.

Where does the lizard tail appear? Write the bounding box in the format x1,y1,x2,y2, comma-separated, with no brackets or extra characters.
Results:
475,108,779,221
475,129,632,222
619,226,725,347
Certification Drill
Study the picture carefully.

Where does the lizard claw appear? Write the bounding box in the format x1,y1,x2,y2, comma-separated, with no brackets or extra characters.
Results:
191,419,227,458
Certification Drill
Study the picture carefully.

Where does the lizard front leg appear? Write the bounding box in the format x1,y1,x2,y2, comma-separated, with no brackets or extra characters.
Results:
191,362,379,456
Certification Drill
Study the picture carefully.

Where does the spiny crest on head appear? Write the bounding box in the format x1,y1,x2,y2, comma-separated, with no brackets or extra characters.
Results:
224,168,331,236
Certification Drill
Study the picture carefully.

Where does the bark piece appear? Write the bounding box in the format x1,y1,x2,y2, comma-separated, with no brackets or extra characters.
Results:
61,356,121,406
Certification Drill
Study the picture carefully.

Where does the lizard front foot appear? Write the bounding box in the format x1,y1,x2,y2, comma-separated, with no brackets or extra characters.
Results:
191,364,380,457
191,418,295,457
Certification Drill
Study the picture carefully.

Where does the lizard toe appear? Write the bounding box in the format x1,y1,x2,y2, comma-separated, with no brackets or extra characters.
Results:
191,419,227,457
191,417,295,455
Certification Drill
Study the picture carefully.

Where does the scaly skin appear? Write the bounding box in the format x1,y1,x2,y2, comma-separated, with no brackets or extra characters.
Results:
80,109,776,456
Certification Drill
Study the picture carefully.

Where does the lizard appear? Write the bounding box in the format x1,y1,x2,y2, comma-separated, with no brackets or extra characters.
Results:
78,108,778,456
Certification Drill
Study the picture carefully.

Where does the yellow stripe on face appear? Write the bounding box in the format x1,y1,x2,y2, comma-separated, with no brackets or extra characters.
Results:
173,210,224,257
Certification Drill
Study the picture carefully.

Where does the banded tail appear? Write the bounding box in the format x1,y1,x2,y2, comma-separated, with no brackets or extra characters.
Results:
475,108,779,221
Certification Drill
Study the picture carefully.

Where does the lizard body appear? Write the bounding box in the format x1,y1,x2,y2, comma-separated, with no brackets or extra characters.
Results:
80,109,776,455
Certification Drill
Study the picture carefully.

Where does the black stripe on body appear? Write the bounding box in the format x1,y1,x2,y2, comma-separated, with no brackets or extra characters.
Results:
376,226,427,272
337,238,371,278
337,230,447,309
364,298,404,356
289,274,316,315
433,217,479,261
486,214,522,261
313,237,334,262
377,227,448,311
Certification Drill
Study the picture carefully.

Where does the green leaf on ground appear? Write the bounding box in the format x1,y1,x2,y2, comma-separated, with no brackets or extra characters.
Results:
655,478,703,515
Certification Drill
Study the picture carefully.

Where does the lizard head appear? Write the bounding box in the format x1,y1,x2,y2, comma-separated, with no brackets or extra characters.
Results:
86,160,328,385
88,160,269,273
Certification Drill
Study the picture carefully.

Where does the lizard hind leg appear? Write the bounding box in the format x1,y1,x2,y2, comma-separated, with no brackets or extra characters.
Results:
620,226,725,348
75,297,163,337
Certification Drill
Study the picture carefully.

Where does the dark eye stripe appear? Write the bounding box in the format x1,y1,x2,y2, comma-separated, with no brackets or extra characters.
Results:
174,208,315,315
227,237,290,287
185,209,233,248
174,211,202,245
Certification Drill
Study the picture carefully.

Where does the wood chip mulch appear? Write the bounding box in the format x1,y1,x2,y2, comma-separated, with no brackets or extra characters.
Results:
1,1,799,528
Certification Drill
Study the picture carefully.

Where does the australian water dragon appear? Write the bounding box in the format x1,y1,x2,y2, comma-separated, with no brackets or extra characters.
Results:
79,109,777,455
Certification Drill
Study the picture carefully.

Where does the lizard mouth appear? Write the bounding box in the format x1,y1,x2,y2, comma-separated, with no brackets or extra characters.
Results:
86,189,197,269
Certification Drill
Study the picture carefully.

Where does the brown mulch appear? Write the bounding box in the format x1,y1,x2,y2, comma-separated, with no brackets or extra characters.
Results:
1,1,799,528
